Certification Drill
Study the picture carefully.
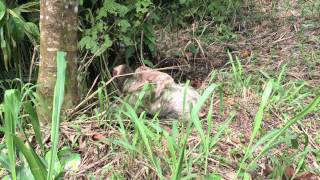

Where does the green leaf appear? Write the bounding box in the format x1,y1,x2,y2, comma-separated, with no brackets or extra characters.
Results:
120,35,133,46
8,17,25,41
58,147,81,172
118,19,130,32
99,0,128,18
4,89,21,180
0,152,11,170
14,136,47,180
122,102,164,179
24,101,44,153
17,164,35,180
0,0,6,22
45,150,62,176
102,34,113,48
0,27,10,70
239,80,273,174
191,84,218,143
179,0,186,4
135,0,152,14
206,173,222,180
47,51,67,180
95,35,112,55
247,94,320,171
78,36,92,49
143,59,154,67
24,22,39,41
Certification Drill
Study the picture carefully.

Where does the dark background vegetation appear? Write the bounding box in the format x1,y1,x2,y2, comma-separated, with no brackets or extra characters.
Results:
0,0,242,100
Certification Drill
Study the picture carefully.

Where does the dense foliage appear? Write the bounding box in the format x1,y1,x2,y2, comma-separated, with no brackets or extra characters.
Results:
78,0,242,62
0,0,39,73
1,0,242,99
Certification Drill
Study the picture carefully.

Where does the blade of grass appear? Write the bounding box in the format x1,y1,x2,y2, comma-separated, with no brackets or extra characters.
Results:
148,122,178,164
227,51,238,80
209,114,234,148
13,136,47,180
190,84,218,147
173,84,218,179
123,102,164,179
247,95,320,171
24,101,44,153
182,81,190,124
47,51,67,180
238,80,274,175
172,116,194,180
172,138,186,180
276,64,287,84
4,89,21,180
204,95,214,174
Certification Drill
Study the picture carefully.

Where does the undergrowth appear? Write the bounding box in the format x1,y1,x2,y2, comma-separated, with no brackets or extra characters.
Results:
1,0,320,179
1,51,319,179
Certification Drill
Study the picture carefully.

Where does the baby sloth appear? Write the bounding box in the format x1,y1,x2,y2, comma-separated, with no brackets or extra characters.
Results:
112,64,204,119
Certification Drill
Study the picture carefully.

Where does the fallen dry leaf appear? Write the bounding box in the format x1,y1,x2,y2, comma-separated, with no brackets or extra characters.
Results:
284,166,295,179
92,133,107,141
296,173,320,180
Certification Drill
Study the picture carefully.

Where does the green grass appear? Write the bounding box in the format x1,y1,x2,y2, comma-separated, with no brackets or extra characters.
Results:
0,51,71,180
47,51,67,180
1,48,319,179
85,53,318,179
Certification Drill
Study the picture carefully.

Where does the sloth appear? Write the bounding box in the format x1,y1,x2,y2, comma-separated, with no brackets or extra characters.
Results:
113,65,174,98
112,64,205,119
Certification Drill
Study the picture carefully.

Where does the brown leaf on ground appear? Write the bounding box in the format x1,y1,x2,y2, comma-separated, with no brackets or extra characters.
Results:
241,49,252,58
185,52,193,59
92,133,107,141
261,158,273,177
295,173,320,180
284,166,295,179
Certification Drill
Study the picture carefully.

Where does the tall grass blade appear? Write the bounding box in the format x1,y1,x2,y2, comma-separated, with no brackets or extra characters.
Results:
172,140,186,180
172,84,218,179
47,51,67,180
209,114,234,148
13,136,47,180
204,95,214,174
227,51,238,80
172,116,195,180
247,95,320,170
148,123,178,163
123,102,164,179
235,56,243,77
4,89,21,180
191,84,218,145
24,101,44,152
276,64,287,84
238,80,273,174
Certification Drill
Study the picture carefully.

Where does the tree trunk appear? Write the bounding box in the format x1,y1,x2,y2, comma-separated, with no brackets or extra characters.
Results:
37,0,79,123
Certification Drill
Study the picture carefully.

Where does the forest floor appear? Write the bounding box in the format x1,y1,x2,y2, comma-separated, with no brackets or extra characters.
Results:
57,1,320,179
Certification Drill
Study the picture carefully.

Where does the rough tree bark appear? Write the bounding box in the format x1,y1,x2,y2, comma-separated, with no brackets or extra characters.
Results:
37,0,79,123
